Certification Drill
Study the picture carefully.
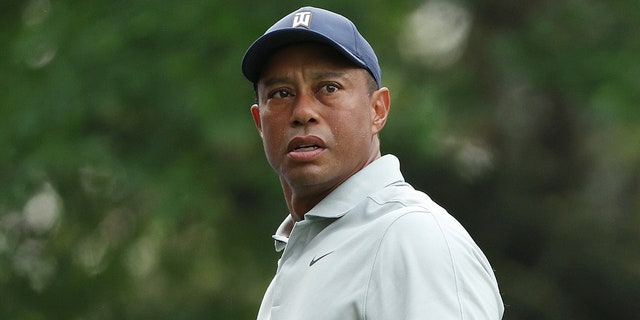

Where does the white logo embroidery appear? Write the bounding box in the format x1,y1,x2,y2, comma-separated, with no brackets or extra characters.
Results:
292,12,312,28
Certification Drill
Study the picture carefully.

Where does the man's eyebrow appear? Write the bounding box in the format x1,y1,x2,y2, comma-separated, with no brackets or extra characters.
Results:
260,70,351,88
261,77,291,88
309,70,349,81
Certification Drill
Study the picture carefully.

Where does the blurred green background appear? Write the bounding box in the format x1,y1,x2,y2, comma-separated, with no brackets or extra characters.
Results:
1,0,639,319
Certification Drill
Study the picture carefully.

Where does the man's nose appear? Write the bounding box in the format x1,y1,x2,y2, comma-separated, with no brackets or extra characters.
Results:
290,93,319,126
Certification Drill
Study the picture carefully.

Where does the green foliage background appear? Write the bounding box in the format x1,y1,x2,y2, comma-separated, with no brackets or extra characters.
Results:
1,0,639,319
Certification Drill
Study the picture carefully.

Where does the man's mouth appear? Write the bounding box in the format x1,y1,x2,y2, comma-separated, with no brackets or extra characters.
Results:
287,136,326,152
294,144,320,152
287,136,326,161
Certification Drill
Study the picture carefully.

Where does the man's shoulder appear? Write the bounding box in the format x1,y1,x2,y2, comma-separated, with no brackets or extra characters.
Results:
367,181,444,214
359,182,470,239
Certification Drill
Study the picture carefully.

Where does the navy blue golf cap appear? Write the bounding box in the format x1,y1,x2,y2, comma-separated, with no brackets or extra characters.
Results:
242,6,381,88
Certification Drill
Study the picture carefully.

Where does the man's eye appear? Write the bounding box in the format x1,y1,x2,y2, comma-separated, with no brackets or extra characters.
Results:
270,89,292,99
326,84,339,93
321,84,340,94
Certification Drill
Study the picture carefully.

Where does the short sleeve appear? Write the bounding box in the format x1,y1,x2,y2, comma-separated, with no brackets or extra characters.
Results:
363,209,504,319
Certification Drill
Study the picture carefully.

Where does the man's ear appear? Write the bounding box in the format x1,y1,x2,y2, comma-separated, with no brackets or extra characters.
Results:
250,104,263,138
371,87,391,135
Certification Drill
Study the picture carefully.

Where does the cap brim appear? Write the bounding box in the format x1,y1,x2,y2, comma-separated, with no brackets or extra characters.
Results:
241,28,368,84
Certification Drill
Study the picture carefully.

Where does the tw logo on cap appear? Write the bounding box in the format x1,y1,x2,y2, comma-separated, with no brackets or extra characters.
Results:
292,11,312,28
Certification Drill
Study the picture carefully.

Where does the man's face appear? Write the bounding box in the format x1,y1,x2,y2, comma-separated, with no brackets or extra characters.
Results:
251,43,388,198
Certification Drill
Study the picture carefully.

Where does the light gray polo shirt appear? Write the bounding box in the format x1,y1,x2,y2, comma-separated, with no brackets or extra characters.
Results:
257,155,504,320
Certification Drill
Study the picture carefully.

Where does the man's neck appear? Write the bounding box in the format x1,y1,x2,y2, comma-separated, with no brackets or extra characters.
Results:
282,183,334,221
280,150,382,221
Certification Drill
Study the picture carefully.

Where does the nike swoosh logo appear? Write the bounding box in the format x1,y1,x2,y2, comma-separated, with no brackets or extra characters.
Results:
309,251,334,266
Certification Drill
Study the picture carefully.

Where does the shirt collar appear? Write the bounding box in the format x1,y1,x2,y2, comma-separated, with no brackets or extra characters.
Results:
304,154,404,219
272,154,404,251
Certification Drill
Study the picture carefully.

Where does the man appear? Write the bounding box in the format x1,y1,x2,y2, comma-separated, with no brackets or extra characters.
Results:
242,6,504,320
